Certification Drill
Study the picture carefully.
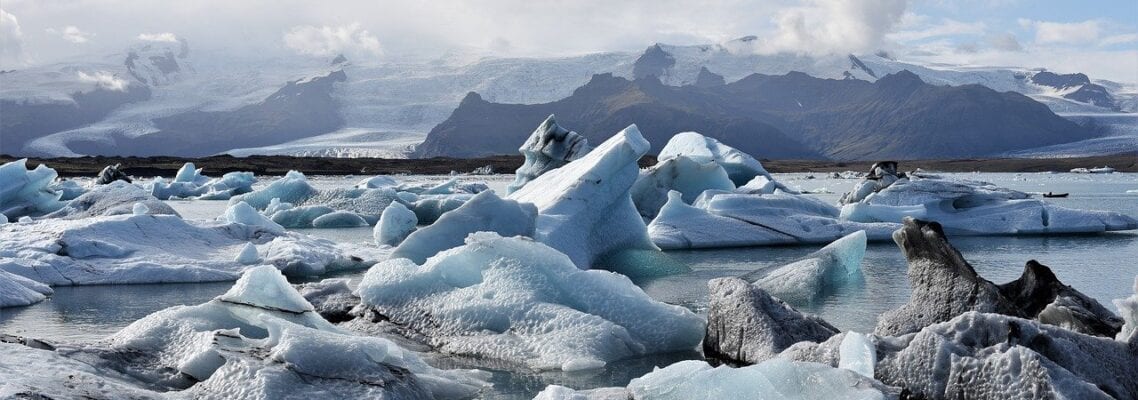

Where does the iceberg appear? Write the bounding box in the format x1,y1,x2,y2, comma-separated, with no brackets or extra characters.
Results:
234,242,260,265
703,277,839,366
0,266,489,399
630,155,735,219
838,332,875,379
48,179,87,201
748,230,867,301
375,201,418,247
221,201,287,235
298,278,360,323
508,124,660,269
0,159,67,219
409,193,473,224
231,170,402,228
356,175,399,189
356,232,704,371
649,190,897,249
657,131,786,188
392,191,537,264
94,163,132,184
506,115,590,194
43,180,178,219
876,218,1122,337
1116,277,1138,343
839,167,1137,234
0,269,53,308
0,213,374,286
536,359,894,400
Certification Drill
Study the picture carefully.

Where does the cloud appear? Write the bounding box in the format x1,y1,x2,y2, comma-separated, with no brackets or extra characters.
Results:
753,0,909,55
283,23,381,58
47,25,93,43
1020,19,1100,45
890,17,986,42
1100,33,1138,47
1,8,25,66
77,70,128,91
138,32,179,42
987,33,1022,52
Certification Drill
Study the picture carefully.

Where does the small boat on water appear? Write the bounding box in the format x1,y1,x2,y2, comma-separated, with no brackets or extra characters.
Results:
1043,192,1069,198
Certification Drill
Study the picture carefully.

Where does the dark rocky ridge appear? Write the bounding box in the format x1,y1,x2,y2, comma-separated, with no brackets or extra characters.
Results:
1030,71,1120,111
416,70,1097,160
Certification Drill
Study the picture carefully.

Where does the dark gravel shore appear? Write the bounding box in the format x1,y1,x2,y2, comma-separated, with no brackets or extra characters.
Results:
2,152,1135,178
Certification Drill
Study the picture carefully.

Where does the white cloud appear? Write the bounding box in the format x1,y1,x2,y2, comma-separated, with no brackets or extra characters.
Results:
890,17,986,42
47,25,93,43
1100,33,1138,47
987,33,1022,52
1020,19,1100,45
1,8,25,66
138,32,179,42
751,0,909,55
77,70,128,91
283,23,381,58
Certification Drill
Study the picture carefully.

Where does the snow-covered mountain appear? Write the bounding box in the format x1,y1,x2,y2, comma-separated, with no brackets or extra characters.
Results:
1,37,1134,159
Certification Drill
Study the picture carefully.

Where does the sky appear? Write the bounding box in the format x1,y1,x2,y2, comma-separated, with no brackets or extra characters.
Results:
2,0,1136,82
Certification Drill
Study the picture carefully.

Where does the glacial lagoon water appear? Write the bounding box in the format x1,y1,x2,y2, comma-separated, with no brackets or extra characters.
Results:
2,172,1136,399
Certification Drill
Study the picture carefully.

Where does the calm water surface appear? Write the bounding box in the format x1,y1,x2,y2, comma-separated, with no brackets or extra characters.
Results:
2,172,1136,399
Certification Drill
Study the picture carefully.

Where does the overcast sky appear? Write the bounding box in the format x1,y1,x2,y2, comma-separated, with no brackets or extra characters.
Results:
2,0,1136,82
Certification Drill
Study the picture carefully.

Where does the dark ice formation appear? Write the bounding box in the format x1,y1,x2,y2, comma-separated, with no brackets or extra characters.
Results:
703,277,839,365
95,163,132,184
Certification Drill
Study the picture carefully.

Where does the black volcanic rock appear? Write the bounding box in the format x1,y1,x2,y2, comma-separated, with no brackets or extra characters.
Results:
75,70,347,157
0,84,152,154
414,73,817,159
1031,71,1091,88
703,277,839,366
692,66,726,87
417,70,1094,160
632,44,675,80
876,218,1121,337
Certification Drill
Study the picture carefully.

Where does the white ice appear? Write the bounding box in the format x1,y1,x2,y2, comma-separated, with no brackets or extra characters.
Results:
1115,276,1138,343
537,359,889,400
0,269,53,308
0,159,66,219
392,191,537,264
356,232,704,371
753,230,867,301
221,201,287,235
838,331,876,379
657,131,788,188
649,190,897,249
150,162,255,200
840,174,1138,235
630,155,735,219
508,124,660,269
234,242,260,265
375,201,418,247
44,180,178,219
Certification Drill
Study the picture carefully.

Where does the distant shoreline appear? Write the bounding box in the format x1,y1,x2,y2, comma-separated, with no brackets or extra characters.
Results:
3,152,1136,177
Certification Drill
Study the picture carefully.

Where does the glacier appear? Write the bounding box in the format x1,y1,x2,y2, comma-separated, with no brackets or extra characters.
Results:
355,232,704,371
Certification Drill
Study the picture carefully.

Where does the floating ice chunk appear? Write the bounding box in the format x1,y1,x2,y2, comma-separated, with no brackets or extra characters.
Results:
222,201,286,235
657,131,782,187
0,213,6,224
0,342,166,398
703,277,838,365
0,213,372,285
18,216,32,223
750,230,867,301
630,155,735,219
840,171,1137,234
132,202,149,215
357,232,704,371
235,242,260,265
392,191,537,264
0,269,53,308
311,211,369,228
217,265,314,313
649,190,896,249
735,174,793,195
0,159,66,219
356,175,399,189
156,168,257,200
509,124,659,269
269,204,335,228
375,201,417,247
174,162,208,184
410,194,472,224
838,332,875,379
45,180,178,219
507,115,590,194
1114,276,1138,343
543,359,892,400
298,278,360,322
230,170,318,209
48,179,87,201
